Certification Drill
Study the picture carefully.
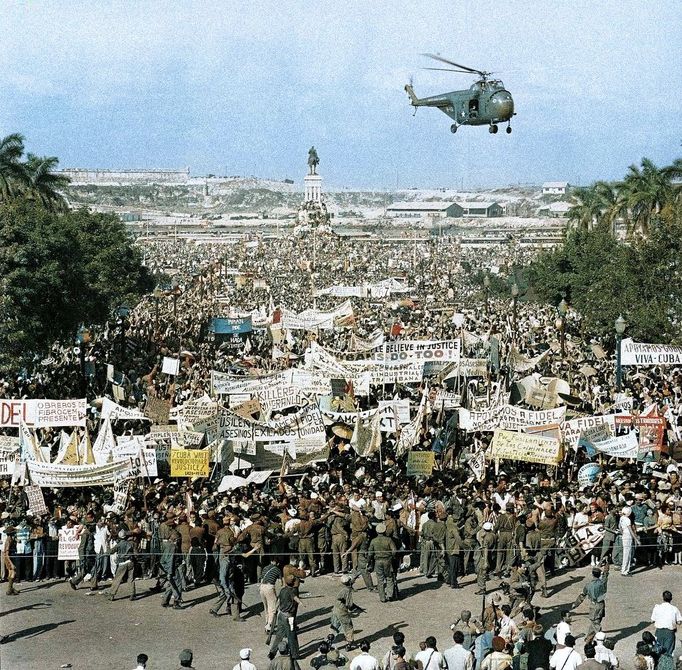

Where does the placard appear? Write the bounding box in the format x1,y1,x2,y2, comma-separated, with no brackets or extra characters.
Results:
58,527,80,560
490,429,562,465
25,485,49,516
406,451,436,477
170,449,210,477
162,356,180,376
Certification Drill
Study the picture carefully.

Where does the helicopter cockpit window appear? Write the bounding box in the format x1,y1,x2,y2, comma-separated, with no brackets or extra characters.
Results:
469,99,479,113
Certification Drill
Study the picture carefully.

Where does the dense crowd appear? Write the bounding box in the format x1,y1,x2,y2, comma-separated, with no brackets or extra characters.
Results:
1,231,682,668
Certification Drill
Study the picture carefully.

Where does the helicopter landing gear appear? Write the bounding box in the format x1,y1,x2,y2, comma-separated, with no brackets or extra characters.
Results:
450,124,458,134
506,124,512,134
489,124,498,134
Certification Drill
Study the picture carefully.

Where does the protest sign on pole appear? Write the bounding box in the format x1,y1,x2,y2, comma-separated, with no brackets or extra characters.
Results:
406,451,435,477
170,449,210,477
490,429,562,465
25,485,49,516
162,356,180,375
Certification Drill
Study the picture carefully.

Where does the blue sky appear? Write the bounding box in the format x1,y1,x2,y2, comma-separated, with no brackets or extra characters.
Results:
1,1,680,189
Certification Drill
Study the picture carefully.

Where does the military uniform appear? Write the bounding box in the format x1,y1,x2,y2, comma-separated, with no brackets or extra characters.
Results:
160,528,183,607
421,516,446,579
297,519,320,574
475,526,496,592
599,512,618,563
461,515,479,576
330,582,356,642
524,526,548,598
368,527,397,602
445,516,462,588
493,512,516,575
571,565,610,641
329,511,350,574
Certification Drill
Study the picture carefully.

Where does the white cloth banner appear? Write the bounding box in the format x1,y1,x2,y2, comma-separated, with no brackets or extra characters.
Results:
620,339,682,366
27,459,130,487
561,415,617,449
590,431,639,459
0,398,86,429
281,300,354,330
101,398,148,422
460,404,566,432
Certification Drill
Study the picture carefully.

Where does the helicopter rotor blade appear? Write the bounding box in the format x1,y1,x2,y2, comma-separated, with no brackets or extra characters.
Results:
421,53,487,76
422,67,474,74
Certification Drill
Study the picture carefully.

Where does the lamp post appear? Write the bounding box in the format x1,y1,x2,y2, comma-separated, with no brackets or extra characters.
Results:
153,287,163,329
557,298,568,358
615,314,626,392
511,282,519,335
171,278,181,323
483,273,491,315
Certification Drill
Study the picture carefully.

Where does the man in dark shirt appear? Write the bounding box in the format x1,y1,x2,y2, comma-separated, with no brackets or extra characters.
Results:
526,624,553,670
269,574,303,660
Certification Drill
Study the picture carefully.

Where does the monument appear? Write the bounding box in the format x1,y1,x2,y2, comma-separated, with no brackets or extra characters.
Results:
296,146,331,233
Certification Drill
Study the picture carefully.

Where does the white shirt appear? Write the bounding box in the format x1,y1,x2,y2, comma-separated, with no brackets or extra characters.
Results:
233,660,257,670
350,652,379,670
94,525,110,553
414,648,446,670
594,643,618,668
549,648,581,670
556,621,571,645
650,602,682,630
619,515,633,541
443,644,474,670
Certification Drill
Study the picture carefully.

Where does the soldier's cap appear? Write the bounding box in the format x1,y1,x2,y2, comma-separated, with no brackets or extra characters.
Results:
179,649,193,662
591,567,602,577
278,640,290,654
375,523,387,534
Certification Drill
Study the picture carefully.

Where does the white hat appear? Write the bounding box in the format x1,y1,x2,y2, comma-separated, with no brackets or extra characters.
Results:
390,502,404,512
240,649,252,660
310,492,318,499
594,632,606,641
375,491,383,498
622,506,632,516
482,521,494,531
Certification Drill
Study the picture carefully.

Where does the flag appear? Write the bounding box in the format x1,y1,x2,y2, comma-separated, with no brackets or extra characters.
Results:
396,391,427,457
468,450,486,481
57,430,80,465
19,421,40,463
351,411,382,458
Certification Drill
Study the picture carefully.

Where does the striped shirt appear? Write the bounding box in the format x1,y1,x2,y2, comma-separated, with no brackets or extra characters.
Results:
261,564,282,585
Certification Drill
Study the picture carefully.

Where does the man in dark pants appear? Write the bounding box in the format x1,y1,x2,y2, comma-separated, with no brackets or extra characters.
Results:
650,590,682,656
368,523,397,603
269,574,303,661
445,514,462,589
571,563,610,643
108,530,137,601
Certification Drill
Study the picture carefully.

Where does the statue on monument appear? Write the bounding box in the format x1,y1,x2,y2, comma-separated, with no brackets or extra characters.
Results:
307,146,319,175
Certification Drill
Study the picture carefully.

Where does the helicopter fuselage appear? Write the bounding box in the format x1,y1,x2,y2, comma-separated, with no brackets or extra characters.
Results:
406,79,515,130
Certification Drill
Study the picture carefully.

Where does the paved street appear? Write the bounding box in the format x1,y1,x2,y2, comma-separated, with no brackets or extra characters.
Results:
2,565,681,670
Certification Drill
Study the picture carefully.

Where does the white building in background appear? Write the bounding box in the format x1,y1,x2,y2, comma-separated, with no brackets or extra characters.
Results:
537,201,573,218
542,181,569,195
386,202,462,219
58,168,190,185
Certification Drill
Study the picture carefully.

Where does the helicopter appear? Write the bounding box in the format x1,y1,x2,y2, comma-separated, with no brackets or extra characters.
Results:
405,54,515,134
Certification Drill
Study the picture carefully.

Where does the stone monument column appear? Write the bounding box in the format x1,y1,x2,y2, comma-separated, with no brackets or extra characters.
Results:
304,172,322,203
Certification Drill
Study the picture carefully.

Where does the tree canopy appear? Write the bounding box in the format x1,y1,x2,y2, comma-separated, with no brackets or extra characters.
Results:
0,134,152,372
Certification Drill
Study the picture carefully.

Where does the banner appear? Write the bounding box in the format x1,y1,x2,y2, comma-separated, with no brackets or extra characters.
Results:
635,416,665,454
25,485,49,516
406,451,435,477
27,459,130,487
577,463,602,487
461,404,566,432
281,300,354,331
0,447,19,477
0,398,87,429
589,431,639,459
468,450,486,481
562,414,617,449
382,339,461,364
621,339,682,366
170,449,210,477
322,400,410,434
490,429,562,465
58,527,80,560
557,523,605,566
101,398,148,422
209,316,253,335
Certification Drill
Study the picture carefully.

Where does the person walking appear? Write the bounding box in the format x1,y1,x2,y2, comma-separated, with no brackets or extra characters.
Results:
108,530,137,601
2,526,19,596
331,574,359,649
368,523,397,603
571,563,610,643
650,590,682,657
260,558,282,634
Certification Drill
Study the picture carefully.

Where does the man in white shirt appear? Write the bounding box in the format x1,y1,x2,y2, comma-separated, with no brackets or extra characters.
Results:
556,611,572,647
443,631,474,670
593,632,618,668
350,641,379,670
414,637,446,670
549,635,582,670
650,590,682,656
132,652,148,670
233,648,257,670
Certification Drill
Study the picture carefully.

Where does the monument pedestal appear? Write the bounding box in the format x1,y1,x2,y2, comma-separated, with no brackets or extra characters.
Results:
304,174,322,204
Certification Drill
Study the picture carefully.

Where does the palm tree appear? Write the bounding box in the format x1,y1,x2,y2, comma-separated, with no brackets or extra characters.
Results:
23,154,71,211
593,180,627,236
0,133,28,201
568,185,602,230
620,158,673,236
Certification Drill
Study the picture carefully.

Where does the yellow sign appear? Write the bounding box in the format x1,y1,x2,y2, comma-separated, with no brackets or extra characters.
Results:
490,429,562,466
170,449,210,477
406,451,435,477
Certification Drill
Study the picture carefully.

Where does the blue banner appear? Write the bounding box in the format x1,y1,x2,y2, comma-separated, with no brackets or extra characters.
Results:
209,317,253,335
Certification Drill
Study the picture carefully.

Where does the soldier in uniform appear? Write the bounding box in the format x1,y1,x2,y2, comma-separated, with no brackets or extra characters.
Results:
445,513,462,588
421,507,447,580
524,518,548,598
368,523,397,603
461,513,479,577
297,512,322,576
570,563,610,643
493,509,517,577
599,507,619,564
2,526,19,596
330,574,360,649
329,503,350,575
238,514,267,583
450,609,481,652
475,521,496,594
160,526,183,609
344,507,375,592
